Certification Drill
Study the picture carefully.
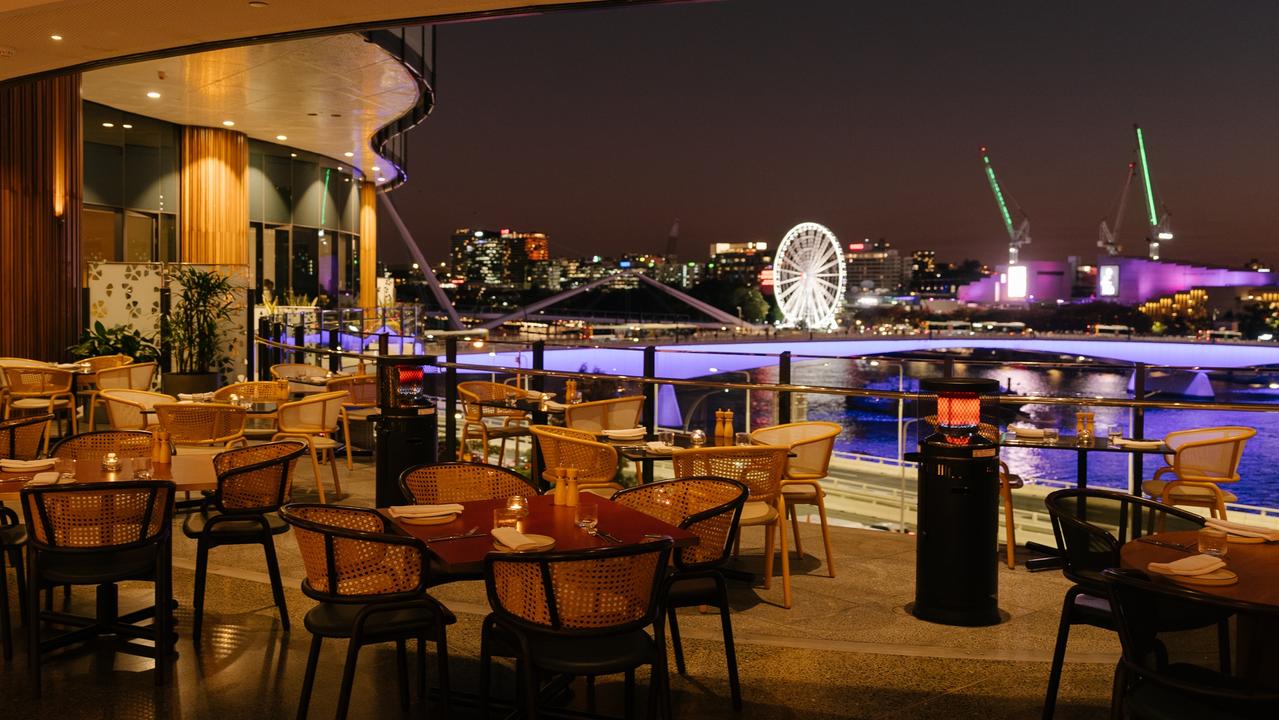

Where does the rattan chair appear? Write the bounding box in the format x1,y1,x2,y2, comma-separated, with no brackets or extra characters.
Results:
672,445,793,608
270,362,331,395
479,539,675,719
80,353,132,373
1141,426,1256,519
3,366,76,455
399,461,538,505
564,395,645,433
0,358,52,417
0,413,53,460
749,421,840,578
183,441,307,642
326,374,377,469
457,380,532,465
1102,568,1279,719
273,390,347,504
0,498,27,661
613,477,749,709
1041,488,1227,720
49,429,153,464
281,503,454,720
214,379,290,438
85,362,157,430
21,479,176,695
101,389,175,430
529,424,622,496
154,402,248,452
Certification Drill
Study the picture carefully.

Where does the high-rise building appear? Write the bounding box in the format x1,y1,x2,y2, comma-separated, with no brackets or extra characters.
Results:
450,228,550,289
708,241,772,288
846,239,909,294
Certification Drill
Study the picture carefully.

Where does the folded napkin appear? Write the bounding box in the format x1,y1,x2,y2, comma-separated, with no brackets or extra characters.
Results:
24,471,61,486
387,504,465,519
1010,425,1046,438
646,441,678,453
0,458,56,471
543,400,568,411
1206,518,1279,542
1148,554,1227,577
604,427,646,440
1112,438,1163,450
177,392,215,402
492,526,540,551
55,362,81,369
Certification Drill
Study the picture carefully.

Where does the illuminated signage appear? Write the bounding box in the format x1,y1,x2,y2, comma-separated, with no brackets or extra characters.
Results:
848,242,865,251
759,267,774,287
1006,265,1028,299
1099,265,1119,297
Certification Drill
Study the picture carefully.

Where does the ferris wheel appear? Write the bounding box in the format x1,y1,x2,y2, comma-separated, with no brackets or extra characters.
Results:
773,222,846,329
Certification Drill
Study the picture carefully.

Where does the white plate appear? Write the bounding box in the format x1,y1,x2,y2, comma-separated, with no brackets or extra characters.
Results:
492,533,555,553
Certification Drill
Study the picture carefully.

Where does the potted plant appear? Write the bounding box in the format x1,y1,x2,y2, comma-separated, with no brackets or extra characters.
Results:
161,266,236,396
68,321,160,363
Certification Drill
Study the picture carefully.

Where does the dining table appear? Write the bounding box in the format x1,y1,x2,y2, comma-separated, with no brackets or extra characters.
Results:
385,493,698,579
1000,432,1171,494
0,453,219,502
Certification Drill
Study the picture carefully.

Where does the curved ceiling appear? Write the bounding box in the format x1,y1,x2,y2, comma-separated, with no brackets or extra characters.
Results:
0,0,632,83
82,34,418,183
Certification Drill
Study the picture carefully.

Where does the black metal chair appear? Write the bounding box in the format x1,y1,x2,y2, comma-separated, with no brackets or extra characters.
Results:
183,440,306,642
1103,568,1279,719
613,477,749,710
48,429,152,462
0,412,53,460
478,538,675,720
21,479,176,696
399,460,539,505
280,503,454,720
1041,488,1227,719
0,501,27,661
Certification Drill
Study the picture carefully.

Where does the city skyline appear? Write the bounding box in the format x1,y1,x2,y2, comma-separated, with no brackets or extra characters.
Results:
380,0,1279,269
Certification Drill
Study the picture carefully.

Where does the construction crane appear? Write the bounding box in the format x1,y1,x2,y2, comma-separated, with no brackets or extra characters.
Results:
1134,124,1174,260
1097,162,1137,256
980,146,1031,265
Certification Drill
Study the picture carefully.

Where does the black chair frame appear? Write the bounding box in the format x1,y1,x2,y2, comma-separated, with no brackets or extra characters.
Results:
0,412,54,459
0,503,28,660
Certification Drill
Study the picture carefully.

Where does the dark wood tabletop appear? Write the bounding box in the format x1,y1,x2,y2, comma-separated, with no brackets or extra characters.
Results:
385,493,698,578
0,453,218,501
1001,433,1170,454
1120,530,1279,613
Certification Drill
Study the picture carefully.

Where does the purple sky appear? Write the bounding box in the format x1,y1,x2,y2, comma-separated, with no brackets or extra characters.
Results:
380,0,1279,269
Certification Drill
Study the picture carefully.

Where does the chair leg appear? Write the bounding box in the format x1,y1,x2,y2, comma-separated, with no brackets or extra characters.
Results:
262,535,290,630
154,542,173,685
778,500,792,609
1042,588,1078,720
1217,618,1232,675
715,576,742,711
435,632,451,714
306,443,326,504
761,524,775,590
11,546,28,625
335,636,363,720
327,449,342,498
814,493,836,578
28,553,42,697
192,537,210,644
479,625,493,720
668,606,686,674
416,635,428,701
395,639,410,711
297,635,323,720
0,551,11,661
342,415,354,470
1002,481,1017,569
788,504,805,557
522,657,540,720
624,669,636,720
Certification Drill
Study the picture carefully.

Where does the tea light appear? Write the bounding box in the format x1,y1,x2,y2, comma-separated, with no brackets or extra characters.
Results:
507,495,529,517
101,452,122,471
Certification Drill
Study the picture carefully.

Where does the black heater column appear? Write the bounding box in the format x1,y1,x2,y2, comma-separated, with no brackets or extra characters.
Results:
372,356,438,507
912,377,1002,627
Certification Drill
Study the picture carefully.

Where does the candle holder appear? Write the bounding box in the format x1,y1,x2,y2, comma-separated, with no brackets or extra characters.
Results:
101,452,122,471
506,495,529,518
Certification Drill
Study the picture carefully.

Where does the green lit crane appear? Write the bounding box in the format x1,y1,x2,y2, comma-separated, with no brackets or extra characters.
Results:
1097,162,1137,256
980,146,1031,265
1134,124,1173,260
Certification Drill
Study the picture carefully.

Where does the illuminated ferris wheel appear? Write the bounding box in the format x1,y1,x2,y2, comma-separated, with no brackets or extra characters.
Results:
773,222,846,329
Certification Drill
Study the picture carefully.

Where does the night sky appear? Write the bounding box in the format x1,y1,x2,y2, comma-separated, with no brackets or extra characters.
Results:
379,0,1279,269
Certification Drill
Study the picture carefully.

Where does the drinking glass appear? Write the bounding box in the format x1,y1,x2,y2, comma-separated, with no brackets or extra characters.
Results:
493,507,521,529
575,502,599,531
689,429,706,447
1042,427,1060,444
657,430,675,447
1197,527,1228,557
132,457,153,480
1107,424,1123,443
735,432,752,446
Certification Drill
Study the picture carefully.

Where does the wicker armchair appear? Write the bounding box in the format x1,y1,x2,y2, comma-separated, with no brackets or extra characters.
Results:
326,374,377,469
86,362,157,430
1142,426,1256,519
750,421,840,578
0,491,29,660
80,354,132,373
529,424,621,496
273,390,348,503
3,366,76,455
214,379,290,438
672,445,793,608
457,380,532,465
21,479,176,694
479,539,675,719
399,461,538,505
0,358,51,417
154,402,248,451
612,477,749,709
280,504,454,720
270,362,330,395
183,441,307,641
0,413,53,460
49,429,153,464
100,389,175,430
563,395,645,433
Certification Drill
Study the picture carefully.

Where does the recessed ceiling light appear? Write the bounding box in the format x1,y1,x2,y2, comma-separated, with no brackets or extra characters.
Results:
222,120,235,127
290,152,297,158
372,166,380,172
121,124,133,129
248,1,269,6
101,122,114,128
50,34,63,41
146,91,161,99
275,134,287,141
337,166,343,171
377,176,387,182
343,152,353,157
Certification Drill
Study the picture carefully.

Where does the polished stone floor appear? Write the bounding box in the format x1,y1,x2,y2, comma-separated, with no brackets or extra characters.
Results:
0,455,1117,719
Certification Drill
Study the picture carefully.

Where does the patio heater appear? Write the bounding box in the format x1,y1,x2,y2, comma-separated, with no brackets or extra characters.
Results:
912,377,1002,627
372,356,438,507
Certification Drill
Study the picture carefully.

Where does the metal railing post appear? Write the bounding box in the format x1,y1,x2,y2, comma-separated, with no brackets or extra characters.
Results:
245,289,255,380
1131,362,1147,495
256,316,271,380
328,314,341,373
293,324,306,365
444,336,458,460
642,345,656,433
531,341,545,395
778,351,792,424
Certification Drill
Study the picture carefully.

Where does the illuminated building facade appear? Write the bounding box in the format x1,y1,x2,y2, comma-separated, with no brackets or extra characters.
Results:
450,228,551,289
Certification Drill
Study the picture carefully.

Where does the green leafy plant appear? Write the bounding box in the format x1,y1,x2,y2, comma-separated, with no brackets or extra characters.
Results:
164,266,236,375
68,321,160,362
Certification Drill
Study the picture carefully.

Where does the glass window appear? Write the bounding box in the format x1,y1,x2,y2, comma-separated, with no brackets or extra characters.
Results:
123,212,154,262
159,214,178,262
291,227,319,301
273,227,291,298
83,207,121,270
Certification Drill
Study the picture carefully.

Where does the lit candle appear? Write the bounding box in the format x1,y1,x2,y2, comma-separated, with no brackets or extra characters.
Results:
507,495,529,517
101,452,122,471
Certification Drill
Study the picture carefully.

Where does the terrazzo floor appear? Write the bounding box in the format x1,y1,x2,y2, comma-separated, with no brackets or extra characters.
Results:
0,455,1118,718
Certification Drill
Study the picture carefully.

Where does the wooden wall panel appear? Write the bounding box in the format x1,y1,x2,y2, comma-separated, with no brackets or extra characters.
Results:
180,126,248,265
359,180,378,309
0,74,83,361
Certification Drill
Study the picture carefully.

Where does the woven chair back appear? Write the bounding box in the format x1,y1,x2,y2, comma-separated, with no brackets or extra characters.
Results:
155,403,247,444
277,391,347,433
280,503,428,601
485,539,672,634
101,389,174,430
97,362,157,391
0,358,50,392
0,413,53,460
326,375,378,405
81,354,132,373
1164,426,1255,482
270,363,328,380
21,479,174,550
612,477,748,570
50,430,152,463
750,421,841,478
400,461,537,504
458,381,526,421
212,441,307,513
671,445,788,504
529,425,619,482
213,379,290,404
4,366,72,395
564,396,645,433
